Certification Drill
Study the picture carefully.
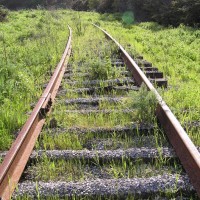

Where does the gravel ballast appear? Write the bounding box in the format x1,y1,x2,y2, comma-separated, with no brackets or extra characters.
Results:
13,174,194,199
0,148,176,163
30,147,176,161
65,108,136,114
45,124,160,136
65,96,124,105
65,78,135,87
57,85,139,96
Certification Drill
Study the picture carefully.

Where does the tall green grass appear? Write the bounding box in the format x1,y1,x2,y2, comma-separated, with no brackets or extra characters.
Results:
1,9,199,150
0,10,70,150
100,20,200,145
2,9,198,199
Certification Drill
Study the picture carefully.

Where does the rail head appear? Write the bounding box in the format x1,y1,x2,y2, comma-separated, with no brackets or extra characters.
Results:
0,26,72,200
93,24,200,197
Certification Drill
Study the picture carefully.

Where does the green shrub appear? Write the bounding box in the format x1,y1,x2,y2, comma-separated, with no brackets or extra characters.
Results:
0,6,8,22
90,59,112,80
128,84,157,123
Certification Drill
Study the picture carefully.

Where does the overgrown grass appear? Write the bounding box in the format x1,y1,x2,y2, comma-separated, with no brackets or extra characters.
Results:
51,109,135,128
37,126,168,151
1,9,199,199
1,9,198,147
26,156,182,182
0,10,70,150
32,13,186,198
127,84,157,123
100,21,200,145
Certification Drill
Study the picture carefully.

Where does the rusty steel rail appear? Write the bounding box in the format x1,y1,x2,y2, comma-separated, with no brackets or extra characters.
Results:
94,24,200,197
0,26,72,200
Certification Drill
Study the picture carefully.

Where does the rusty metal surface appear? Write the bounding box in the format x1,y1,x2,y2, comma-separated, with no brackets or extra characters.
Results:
94,24,200,197
0,26,72,200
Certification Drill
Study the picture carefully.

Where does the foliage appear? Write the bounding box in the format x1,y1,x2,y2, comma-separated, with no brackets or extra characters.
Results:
1,0,200,27
89,44,120,80
0,5,8,21
90,59,111,80
72,13,88,36
0,10,198,199
73,0,200,27
88,0,99,10
0,6,199,161
103,21,200,145
171,0,200,27
0,10,70,150
128,84,157,123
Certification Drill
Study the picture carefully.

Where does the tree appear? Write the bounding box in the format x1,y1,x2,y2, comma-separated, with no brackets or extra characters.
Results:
97,0,114,12
88,0,99,10
172,0,200,26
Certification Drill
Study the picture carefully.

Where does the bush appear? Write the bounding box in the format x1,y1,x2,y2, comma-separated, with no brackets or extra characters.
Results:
0,6,8,22
90,59,112,80
128,84,157,123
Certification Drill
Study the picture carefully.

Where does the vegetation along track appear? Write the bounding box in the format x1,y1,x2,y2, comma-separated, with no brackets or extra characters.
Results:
0,24,200,200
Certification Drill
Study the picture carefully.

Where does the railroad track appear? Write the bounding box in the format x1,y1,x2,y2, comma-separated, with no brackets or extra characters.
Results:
0,25,200,199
